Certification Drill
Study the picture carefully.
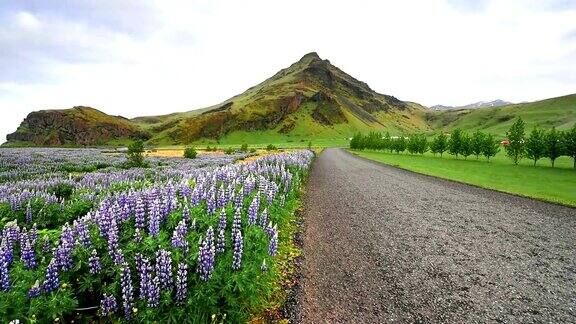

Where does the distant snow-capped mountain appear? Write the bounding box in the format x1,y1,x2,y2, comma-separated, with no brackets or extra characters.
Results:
430,99,512,111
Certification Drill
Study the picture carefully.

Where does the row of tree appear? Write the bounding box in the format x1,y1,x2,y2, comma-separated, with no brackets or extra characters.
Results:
349,120,576,168
505,118,576,167
349,129,500,160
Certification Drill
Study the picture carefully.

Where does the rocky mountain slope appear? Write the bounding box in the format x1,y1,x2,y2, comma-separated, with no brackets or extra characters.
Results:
5,106,149,146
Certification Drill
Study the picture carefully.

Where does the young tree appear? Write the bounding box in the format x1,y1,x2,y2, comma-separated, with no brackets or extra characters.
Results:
505,117,525,165
471,130,485,159
394,137,407,154
460,133,473,160
350,133,362,150
417,134,428,154
544,127,563,167
382,132,392,152
430,133,448,157
407,134,419,154
563,124,576,168
524,126,545,166
482,133,500,161
126,139,146,167
448,129,463,158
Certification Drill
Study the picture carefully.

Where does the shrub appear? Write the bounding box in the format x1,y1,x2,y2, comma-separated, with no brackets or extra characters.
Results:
183,147,197,159
240,143,249,152
126,140,147,168
224,147,235,155
266,144,277,151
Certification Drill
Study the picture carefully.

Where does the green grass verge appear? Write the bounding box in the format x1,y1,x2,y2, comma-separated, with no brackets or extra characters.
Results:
351,150,576,207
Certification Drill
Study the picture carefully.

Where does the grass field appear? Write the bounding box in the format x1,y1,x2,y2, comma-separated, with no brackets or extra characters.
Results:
351,149,576,207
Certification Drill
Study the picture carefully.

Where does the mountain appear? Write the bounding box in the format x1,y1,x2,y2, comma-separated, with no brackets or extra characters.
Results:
5,106,149,146
4,52,430,147
426,94,576,136
132,52,429,145
430,99,512,111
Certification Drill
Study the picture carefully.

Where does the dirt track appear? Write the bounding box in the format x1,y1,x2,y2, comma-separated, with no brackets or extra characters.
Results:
296,148,576,323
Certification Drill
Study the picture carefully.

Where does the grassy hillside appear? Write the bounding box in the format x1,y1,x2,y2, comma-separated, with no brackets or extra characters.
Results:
426,94,576,136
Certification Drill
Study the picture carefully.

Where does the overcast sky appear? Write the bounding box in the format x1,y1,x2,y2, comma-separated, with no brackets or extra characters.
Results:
1,0,575,141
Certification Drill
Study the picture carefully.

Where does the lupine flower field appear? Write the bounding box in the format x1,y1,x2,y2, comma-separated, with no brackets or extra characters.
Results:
0,148,313,322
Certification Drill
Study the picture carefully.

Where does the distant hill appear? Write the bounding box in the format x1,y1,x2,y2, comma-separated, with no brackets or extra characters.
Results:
426,94,576,136
5,106,149,146
430,99,512,111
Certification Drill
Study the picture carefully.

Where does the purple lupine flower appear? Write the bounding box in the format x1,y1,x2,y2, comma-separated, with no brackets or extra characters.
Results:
248,193,260,225
280,194,286,207
43,258,59,292
216,229,225,254
267,183,278,204
138,256,152,301
155,249,172,291
120,263,134,319
268,231,278,257
231,208,241,240
218,208,227,232
30,223,38,246
107,217,119,255
175,262,188,304
197,228,215,281
28,280,41,299
114,249,125,265
88,249,102,274
0,246,9,291
135,196,146,229
147,275,160,308
55,223,75,271
148,199,160,237
232,231,243,270
182,204,190,221
206,191,216,215
20,232,36,269
99,293,117,317
41,236,52,254
261,259,268,272
259,208,268,228
171,219,188,250
74,219,91,247
235,186,244,208
25,201,32,223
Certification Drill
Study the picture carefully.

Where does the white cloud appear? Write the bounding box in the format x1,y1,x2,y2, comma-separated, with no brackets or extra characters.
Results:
1,0,575,142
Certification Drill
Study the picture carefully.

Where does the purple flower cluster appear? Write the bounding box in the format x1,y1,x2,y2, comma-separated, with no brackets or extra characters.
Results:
120,263,134,319
269,231,278,257
232,231,243,270
156,249,173,291
88,249,101,274
0,244,9,291
171,219,188,250
100,293,117,317
175,262,188,304
197,227,215,281
216,229,225,254
248,193,260,225
28,281,41,298
20,231,36,269
55,223,75,271
43,258,59,293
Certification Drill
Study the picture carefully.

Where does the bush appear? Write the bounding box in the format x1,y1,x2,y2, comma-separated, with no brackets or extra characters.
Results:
126,140,147,168
224,147,235,155
266,144,277,151
51,183,75,200
240,143,249,152
183,147,197,159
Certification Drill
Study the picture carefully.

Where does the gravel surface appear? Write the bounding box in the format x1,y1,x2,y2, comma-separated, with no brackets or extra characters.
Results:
296,148,576,323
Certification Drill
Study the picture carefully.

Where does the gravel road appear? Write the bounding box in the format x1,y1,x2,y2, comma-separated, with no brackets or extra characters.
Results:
296,148,576,323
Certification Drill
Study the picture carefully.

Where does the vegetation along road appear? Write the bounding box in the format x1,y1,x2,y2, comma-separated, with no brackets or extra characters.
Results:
296,148,575,323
